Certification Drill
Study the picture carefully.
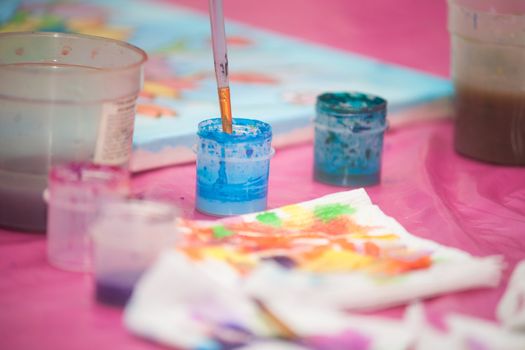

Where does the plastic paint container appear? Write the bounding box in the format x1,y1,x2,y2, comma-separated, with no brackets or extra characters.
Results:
195,118,273,216
313,92,387,187
46,163,130,272
448,0,525,165
90,199,178,306
0,32,146,232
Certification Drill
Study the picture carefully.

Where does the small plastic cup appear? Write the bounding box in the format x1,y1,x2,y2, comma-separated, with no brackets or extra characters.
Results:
313,92,387,187
0,32,147,232
90,199,178,307
195,118,273,216
46,163,130,272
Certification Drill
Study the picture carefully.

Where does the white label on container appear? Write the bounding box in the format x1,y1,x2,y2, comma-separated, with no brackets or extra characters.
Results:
94,96,136,165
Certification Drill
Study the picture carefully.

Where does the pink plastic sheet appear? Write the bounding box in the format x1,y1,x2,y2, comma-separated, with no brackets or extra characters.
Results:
1,1,524,349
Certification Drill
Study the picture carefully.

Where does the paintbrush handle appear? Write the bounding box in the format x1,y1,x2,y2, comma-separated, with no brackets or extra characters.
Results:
209,0,229,88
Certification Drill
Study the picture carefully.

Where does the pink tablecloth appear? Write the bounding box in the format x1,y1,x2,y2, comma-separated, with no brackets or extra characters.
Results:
1,1,524,349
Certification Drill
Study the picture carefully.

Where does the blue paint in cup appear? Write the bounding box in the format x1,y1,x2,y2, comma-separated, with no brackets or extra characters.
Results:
314,92,387,187
195,118,273,216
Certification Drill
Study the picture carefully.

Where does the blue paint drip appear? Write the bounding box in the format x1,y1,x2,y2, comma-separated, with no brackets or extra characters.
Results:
196,118,273,216
194,340,221,350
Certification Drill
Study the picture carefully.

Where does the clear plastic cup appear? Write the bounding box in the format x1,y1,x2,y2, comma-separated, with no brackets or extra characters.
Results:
0,32,147,231
46,163,130,272
91,199,179,306
448,0,525,165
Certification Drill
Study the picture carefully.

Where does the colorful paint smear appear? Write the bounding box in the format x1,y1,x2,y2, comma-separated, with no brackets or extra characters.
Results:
177,196,433,277
0,3,131,40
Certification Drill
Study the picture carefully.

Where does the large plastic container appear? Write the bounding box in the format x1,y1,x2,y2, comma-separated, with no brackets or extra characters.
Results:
0,32,147,231
448,0,525,165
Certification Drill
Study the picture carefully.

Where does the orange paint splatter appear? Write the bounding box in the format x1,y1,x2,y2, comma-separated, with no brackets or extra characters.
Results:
331,238,356,251
139,91,155,99
159,78,200,90
136,104,177,118
377,255,433,275
301,245,330,261
229,72,278,85
226,36,253,46
61,45,72,56
309,216,361,235
228,221,283,235
237,235,293,251
179,247,203,260
364,241,381,257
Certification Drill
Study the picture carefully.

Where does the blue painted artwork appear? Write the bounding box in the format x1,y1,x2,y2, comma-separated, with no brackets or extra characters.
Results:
2,0,453,171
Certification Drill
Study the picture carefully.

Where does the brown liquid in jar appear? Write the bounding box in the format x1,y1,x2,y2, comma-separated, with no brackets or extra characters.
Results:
454,83,525,165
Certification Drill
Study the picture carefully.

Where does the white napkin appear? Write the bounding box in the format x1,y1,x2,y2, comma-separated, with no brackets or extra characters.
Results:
497,260,525,332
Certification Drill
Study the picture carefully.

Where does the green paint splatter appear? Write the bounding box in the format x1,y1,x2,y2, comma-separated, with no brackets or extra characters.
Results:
212,225,234,239
256,212,282,227
39,15,67,32
10,11,29,25
314,203,356,222
157,40,188,53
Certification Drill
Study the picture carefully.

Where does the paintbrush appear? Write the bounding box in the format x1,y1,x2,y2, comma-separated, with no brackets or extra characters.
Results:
253,298,299,340
208,0,233,134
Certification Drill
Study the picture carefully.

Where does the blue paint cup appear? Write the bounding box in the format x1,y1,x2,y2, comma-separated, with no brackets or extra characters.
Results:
313,92,387,187
195,118,273,216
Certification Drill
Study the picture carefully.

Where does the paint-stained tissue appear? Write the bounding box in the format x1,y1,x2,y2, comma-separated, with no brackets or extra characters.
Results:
124,189,503,349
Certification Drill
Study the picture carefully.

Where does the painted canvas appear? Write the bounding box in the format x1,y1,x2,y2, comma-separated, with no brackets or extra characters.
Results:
1,0,453,171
